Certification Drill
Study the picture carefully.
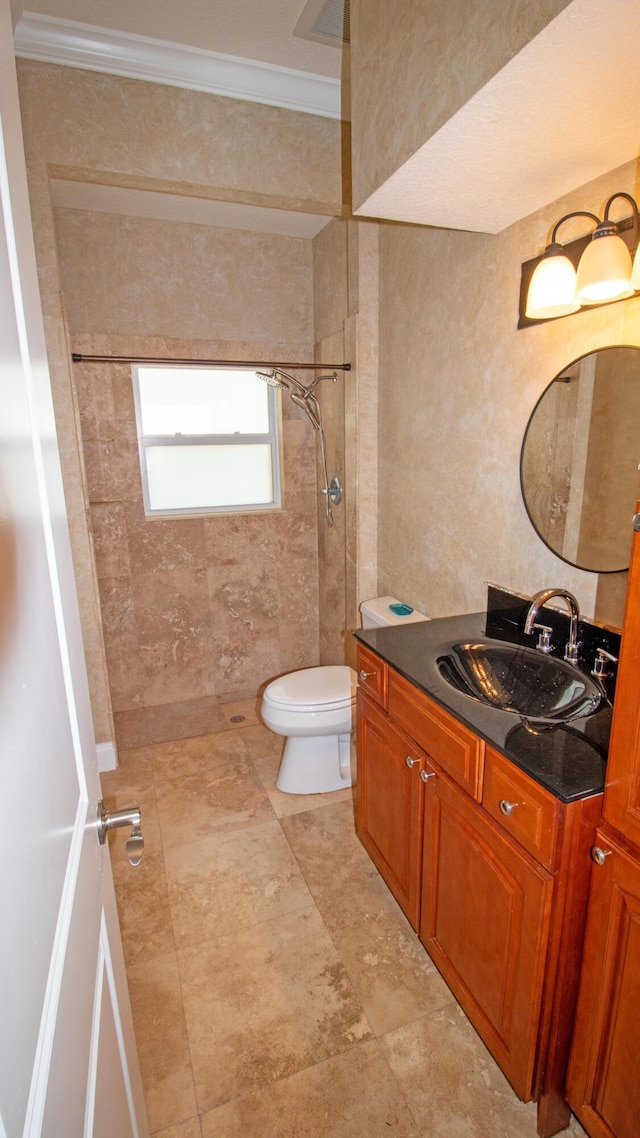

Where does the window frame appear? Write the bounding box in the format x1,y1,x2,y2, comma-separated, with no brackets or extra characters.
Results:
132,364,283,518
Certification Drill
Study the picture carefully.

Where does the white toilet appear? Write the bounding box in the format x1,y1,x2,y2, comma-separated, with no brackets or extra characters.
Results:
260,596,428,794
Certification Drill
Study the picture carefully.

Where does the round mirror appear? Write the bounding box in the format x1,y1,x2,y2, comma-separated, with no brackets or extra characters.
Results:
520,346,640,573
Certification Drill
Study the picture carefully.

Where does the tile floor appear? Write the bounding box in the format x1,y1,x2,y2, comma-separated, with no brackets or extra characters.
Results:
102,702,589,1138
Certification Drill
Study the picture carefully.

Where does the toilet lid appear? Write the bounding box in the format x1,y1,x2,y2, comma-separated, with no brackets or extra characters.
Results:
265,665,356,708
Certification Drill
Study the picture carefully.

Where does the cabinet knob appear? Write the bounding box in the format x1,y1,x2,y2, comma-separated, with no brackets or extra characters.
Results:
591,846,612,866
359,669,375,682
499,799,519,817
420,769,436,783
405,755,419,769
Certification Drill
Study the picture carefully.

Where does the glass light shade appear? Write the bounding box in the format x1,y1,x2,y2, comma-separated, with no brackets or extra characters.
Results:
525,252,579,319
632,244,640,291
576,233,634,305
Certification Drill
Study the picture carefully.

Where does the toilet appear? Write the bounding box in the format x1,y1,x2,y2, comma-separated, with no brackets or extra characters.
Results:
260,596,429,794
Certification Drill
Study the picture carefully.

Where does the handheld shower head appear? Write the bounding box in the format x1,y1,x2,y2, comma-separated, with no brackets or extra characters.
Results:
256,369,287,390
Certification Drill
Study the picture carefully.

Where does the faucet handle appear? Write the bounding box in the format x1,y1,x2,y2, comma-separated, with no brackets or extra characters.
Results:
591,647,619,678
532,623,553,653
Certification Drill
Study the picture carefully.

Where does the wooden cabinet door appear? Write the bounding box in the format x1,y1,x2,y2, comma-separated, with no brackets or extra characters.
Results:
603,520,640,846
567,827,640,1138
356,691,425,928
420,770,554,1101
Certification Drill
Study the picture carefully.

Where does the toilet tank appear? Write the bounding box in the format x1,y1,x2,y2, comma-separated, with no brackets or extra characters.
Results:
360,596,429,628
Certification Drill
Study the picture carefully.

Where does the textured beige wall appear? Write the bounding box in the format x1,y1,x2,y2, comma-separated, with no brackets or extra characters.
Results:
350,0,570,211
54,209,314,343
376,159,640,629
17,60,343,746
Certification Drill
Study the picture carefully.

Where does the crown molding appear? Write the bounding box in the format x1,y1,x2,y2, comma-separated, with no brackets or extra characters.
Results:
14,12,342,119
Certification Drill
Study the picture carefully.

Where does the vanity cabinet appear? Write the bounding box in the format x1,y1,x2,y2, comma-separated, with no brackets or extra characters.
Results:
566,517,640,1138
566,827,640,1138
420,758,553,1101
355,644,601,1138
356,691,426,928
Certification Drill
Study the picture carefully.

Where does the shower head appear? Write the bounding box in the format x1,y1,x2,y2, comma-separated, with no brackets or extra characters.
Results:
290,391,321,431
256,369,288,390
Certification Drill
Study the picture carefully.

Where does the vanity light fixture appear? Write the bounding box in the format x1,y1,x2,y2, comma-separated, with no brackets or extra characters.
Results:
520,192,640,327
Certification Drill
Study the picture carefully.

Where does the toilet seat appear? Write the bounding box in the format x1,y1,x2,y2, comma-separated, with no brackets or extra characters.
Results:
264,666,356,714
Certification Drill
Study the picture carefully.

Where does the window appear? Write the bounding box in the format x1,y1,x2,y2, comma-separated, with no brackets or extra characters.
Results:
133,366,282,516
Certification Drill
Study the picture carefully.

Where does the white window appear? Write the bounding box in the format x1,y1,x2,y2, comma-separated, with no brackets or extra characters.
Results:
133,366,282,516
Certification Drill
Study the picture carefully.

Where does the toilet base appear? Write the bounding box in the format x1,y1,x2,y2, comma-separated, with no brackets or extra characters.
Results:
276,732,353,794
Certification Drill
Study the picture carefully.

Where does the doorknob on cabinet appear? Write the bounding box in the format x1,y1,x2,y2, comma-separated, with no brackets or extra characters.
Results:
591,846,612,866
420,770,435,783
97,800,145,867
405,755,420,769
359,669,375,681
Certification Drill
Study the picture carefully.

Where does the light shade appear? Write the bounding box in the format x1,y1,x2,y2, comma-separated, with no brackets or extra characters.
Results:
525,247,579,320
576,229,634,305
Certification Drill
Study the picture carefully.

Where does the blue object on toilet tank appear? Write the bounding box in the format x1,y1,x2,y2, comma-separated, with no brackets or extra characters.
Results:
389,602,414,616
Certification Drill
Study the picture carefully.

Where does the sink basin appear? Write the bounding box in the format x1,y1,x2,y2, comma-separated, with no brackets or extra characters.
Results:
436,640,603,723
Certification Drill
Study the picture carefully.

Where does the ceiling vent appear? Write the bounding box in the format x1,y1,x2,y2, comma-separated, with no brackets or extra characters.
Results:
293,0,350,47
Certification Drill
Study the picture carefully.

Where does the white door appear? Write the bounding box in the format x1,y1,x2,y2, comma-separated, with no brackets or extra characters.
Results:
0,5,148,1136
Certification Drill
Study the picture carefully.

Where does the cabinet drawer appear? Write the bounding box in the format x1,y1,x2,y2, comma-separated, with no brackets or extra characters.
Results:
482,746,560,871
357,645,388,709
388,669,484,800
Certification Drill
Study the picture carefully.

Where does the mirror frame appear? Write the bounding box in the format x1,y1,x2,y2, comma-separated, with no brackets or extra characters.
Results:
520,345,639,574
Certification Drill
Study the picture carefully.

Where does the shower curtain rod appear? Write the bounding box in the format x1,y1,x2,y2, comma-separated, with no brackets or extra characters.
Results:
71,353,351,371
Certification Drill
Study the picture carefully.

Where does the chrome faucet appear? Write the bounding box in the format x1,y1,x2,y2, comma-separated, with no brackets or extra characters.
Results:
524,588,581,664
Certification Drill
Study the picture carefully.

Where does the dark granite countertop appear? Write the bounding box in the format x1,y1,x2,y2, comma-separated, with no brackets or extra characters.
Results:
355,611,609,803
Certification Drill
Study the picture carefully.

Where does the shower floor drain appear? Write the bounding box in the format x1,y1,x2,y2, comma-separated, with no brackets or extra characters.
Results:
229,714,246,723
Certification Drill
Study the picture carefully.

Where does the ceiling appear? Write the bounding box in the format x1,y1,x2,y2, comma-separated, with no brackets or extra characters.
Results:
13,0,348,236
12,0,640,238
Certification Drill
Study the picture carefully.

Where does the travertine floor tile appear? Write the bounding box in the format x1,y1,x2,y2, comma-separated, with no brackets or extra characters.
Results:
151,1117,202,1138
127,951,197,1133
249,735,353,818
111,850,175,966
151,729,247,783
165,820,314,948
178,907,372,1112
329,901,455,1036
199,1039,420,1137
238,722,284,759
281,799,396,931
101,745,156,796
155,754,275,849
219,696,260,727
381,1003,544,1138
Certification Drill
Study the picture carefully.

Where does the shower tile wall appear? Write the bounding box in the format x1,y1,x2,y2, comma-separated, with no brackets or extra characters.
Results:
313,220,350,666
52,206,323,748
73,333,320,748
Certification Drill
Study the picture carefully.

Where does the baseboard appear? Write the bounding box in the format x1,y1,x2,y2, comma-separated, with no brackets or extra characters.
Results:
97,740,118,772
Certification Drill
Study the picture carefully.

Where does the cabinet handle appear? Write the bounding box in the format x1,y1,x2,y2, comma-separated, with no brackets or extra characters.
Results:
499,799,519,816
420,770,436,783
359,669,375,682
591,846,612,866
405,755,419,769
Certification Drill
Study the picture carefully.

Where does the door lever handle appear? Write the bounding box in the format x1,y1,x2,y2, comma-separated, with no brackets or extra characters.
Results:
97,800,144,866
